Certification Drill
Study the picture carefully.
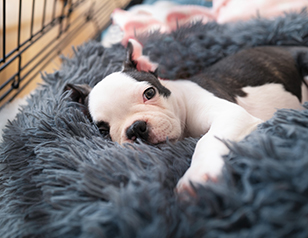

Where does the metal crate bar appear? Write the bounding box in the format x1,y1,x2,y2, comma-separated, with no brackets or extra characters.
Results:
1,1,59,65
0,1,86,74
1,2,78,90
1,8,100,104
58,0,67,37
2,0,6,63
42,0,47,29
30,0,35,40
17,0,22,50
0,17,60,73
0,0,132,110
52,0,57,20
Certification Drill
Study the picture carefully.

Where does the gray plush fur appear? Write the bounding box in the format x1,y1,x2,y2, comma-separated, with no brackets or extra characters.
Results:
1,10,308,237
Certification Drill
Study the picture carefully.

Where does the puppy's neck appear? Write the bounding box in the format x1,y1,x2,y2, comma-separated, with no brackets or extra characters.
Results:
160,79,214,138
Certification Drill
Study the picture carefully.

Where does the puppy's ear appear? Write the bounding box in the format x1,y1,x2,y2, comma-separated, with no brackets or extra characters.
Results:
151,68,159,78
64,84,92,119
123,39,158,73
123,40,138,70
64,84,92,105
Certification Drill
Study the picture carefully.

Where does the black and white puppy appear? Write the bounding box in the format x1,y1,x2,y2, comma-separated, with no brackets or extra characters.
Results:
66,39,308,192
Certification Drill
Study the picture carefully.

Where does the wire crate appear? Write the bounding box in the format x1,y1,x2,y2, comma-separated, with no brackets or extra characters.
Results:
0,0,131,110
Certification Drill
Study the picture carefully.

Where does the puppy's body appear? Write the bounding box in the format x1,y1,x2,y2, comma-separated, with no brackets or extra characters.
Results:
66,41,308,193
190,46,308,121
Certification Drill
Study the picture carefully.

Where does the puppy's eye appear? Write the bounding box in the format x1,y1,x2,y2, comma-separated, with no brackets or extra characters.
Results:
143,87,156,100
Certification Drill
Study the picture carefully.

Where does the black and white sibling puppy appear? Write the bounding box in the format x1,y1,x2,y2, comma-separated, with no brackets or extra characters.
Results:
66,39,308,192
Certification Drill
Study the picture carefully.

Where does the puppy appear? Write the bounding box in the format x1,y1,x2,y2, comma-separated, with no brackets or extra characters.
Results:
65,40,308,193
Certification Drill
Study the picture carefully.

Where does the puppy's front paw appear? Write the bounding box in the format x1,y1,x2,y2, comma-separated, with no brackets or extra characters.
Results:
175,158,224,195
175,167,217,196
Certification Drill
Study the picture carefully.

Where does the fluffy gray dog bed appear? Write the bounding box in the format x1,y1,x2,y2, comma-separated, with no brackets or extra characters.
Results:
1,10,308,238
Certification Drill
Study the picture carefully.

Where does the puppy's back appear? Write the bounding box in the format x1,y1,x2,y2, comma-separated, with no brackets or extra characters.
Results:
190,46,308,103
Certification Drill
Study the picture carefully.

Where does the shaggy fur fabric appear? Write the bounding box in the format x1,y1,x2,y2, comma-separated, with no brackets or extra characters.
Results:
1,10,308,238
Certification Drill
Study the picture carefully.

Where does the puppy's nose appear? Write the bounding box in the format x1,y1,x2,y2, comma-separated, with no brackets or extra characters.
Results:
126,120,149,141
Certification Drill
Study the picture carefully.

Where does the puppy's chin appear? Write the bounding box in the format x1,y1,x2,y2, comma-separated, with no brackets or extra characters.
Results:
119,136,179,146
118,129,182,145
148,134,179,145
148,123,182,144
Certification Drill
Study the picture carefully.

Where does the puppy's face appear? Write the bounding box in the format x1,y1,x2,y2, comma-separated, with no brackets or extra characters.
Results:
88,71,183,144
65,40,184,145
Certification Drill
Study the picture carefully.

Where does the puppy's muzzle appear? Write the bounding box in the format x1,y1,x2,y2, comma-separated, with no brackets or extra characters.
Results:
126,120,149,141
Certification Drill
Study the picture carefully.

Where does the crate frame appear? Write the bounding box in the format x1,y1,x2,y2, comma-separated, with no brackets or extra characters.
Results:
0,0,129,110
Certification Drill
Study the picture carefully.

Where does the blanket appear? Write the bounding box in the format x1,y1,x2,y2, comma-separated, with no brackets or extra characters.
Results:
1,10,308,238
104,0,308,46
